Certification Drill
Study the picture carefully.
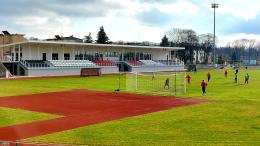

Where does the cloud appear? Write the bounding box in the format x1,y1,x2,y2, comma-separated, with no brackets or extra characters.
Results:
0,0,124,18
136,7,172,27
227,16,260,34
0,0,260,45
0,0,125,38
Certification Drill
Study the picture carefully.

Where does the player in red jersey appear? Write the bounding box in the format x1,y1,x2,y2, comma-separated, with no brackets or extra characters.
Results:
224,70,228,78
186,74,192,84
201,80,208,96
207,72,211,82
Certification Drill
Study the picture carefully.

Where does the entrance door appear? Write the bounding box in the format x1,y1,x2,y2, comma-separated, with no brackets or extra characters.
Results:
42,53,47,61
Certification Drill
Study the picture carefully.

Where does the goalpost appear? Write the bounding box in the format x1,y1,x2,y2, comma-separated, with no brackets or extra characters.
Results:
125,71,187,95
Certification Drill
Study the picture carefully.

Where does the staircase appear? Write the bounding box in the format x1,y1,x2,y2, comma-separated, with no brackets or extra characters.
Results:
0,62,12,78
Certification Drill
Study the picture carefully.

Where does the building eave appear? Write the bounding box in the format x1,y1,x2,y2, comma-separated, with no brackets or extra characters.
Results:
1,40,185,50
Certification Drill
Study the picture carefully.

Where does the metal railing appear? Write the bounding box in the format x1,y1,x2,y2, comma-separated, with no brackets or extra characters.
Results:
0,56,12,62
19,60,101,70
0,62,12,78
20,60,51,69
157,59,184,66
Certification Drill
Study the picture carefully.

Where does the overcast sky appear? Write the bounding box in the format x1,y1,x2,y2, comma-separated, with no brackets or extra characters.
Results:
0,0,260,46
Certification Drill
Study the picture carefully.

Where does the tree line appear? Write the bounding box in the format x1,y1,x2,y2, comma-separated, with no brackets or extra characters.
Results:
84,26,110,44
217,39,260,64
160,28,215,64
89,26,217,64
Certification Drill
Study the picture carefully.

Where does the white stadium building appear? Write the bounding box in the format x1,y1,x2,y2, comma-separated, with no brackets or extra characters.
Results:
0,31,184,77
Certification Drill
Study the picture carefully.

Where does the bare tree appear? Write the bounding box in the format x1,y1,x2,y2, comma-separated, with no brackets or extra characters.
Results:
167,28,199,64
198,33,215,64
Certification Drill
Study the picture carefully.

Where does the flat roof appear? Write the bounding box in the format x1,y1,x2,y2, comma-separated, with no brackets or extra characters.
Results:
0,40,185,50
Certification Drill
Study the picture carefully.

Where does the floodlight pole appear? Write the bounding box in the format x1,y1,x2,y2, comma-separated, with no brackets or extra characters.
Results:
212,3,219,64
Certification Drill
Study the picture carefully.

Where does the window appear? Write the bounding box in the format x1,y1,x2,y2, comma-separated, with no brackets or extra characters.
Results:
64,53,70,60
52,53,58,60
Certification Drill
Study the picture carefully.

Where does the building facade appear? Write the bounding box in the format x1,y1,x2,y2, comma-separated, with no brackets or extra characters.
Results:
0,32,185,77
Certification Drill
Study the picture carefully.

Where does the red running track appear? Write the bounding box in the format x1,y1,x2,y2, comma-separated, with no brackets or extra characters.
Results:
0,89,207,142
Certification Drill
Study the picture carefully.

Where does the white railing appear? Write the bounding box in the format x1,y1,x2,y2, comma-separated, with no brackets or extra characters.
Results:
49,60,96,67
20,60,99,70
139,60,164,66
20,60,50,69
126,59,184,67
157,59,184,66
0,56,12,62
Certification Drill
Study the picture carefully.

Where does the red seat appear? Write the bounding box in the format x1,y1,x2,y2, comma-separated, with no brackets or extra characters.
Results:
94,60,114,66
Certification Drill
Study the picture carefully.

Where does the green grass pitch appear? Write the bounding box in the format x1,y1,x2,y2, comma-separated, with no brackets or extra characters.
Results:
0,69,260,145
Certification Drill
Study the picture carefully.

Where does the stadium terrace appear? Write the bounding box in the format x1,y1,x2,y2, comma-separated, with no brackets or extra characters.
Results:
0,31,185,77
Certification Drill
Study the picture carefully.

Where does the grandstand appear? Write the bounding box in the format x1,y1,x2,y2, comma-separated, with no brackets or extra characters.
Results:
94,60,115,66
49,60,96,67
127,60,143,66
139,60,165,66
0,32,185,77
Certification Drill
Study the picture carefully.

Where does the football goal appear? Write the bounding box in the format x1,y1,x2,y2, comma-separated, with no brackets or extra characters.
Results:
125,71,186,95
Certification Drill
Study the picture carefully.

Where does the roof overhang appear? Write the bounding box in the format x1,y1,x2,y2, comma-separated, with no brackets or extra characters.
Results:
0,40,185,50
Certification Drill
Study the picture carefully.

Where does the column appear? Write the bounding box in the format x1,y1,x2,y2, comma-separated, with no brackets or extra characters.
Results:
82,47,84,60
134,50,136,61
18,44,21,61
38,45,40,60
50,47,53,60
29,44,32,60
73,48,75,60
83,47,85,60
13,45,16,61
62,45,65,60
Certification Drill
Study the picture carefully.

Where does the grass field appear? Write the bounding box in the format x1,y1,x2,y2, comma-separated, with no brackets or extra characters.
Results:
0,69,260,145
0,107,60,128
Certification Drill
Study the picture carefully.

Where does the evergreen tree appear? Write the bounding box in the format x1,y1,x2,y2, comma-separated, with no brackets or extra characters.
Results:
218,55,224,64
160,35,170,46
84,32,93,43
96,26,109,44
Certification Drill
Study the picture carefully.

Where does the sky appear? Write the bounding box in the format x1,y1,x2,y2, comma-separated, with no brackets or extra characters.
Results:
0,0,260,46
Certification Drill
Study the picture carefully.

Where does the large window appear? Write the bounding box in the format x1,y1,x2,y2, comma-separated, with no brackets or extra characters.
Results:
64,53,70,60
84,51,94,61
105,52,118,57
124,52,135,61
52,53,58,60
94,52,103,60
75,50,83,60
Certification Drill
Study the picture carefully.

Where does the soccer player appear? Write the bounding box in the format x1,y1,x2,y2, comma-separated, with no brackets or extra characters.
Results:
201,80,208,96
224,69,228,78
194,66,197,73
164,78,170,89
207,72,211,82
244,73,250,84
186,74,192,84
152,72,155,80
234,74,238,83
235,68,239,75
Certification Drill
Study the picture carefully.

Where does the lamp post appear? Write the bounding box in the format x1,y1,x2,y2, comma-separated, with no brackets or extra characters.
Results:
212,3,219,65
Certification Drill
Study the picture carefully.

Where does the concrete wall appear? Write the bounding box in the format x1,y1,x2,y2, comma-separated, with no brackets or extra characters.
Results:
21,44,173,61
131,65,185,72
25,66,119,76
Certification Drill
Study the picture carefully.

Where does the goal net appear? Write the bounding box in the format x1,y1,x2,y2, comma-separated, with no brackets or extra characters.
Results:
125,71,186,95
